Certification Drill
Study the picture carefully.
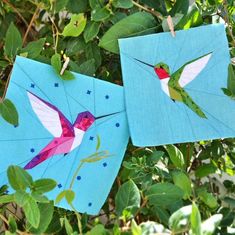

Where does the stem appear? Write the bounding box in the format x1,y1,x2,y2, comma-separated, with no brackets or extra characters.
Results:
23,5,40,45
69,203,83,235
1,69,12,100
69,162,84,189
222,0,235,47
132,1,163,20
2,0,29,27
49,16,60,53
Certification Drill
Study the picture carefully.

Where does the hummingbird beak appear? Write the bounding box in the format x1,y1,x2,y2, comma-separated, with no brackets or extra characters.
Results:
95,111,122,120
134,58,154,68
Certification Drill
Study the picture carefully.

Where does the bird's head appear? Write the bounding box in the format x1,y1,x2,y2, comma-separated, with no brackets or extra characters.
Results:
154,62,170,80
74,111,95,131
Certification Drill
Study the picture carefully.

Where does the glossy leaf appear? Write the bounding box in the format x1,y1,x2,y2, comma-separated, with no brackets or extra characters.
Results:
165,145,185,169
51,53,61,73
112,0,133,9
169,205,192,233
7,165,33,190
146,183,184,206
195,163,217,178
190,202,202,235
99,12,157,54
172,170,192,199
115,180,140,216
4,23,22,60
0,99,19,126
0,194,14,204
62,14,87,37
33,178,57,194
84,21,101,43
170,0,189,16
91,7,111,22
21,38,46,59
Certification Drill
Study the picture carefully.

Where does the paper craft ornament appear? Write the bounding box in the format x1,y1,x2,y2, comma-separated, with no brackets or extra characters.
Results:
119,24,235,146
0,56,129,215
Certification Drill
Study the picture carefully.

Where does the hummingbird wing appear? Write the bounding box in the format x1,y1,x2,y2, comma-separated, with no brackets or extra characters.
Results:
24,137,74,169
170,52,212,88
27,92,74,137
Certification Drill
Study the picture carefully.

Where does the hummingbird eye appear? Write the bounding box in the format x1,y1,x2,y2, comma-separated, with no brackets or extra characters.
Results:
160,65,163,69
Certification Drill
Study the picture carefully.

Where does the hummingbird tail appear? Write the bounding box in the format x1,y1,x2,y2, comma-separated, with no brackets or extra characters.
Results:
180,90,207,119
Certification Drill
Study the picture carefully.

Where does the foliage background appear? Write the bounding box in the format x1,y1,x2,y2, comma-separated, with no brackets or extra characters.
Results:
0,0,235,234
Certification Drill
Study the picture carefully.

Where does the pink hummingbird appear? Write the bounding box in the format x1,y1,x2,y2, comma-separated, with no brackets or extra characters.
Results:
24,91,118,170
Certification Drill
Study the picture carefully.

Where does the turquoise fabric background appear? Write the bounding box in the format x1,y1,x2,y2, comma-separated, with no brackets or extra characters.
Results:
0,56,129,215
119,24,235,146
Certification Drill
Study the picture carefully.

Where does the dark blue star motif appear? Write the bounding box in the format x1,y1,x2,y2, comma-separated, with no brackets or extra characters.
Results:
30,83,35,88
87,90,92,95
58,183,62,188
30,148,35,153
54,83,59,87
103,162,107,167
89,136,94,141
76,176,81,180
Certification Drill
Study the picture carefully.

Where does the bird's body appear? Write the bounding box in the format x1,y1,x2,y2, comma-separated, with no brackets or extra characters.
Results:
24,92,94,170
135,52,213,118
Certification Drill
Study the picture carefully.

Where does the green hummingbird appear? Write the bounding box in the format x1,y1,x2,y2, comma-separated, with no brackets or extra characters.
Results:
135,52,213,118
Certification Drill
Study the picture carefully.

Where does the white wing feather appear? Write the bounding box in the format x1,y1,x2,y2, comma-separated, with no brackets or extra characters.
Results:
27,92,62,137
179,53,212,87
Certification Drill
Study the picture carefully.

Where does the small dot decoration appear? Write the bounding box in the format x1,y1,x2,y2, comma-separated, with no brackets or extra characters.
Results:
30,148,35,153
58,183,62,188
103,162,107,167
76,176,81,180
87,90,92,95
88,202,92,207
105,95,109,99
54,83,59,87
89,136,94,141
115,123,120,127
30,83,35,88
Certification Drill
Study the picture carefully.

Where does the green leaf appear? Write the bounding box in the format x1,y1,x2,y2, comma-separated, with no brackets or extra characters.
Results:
15,191,29,207
31,192,49,203
165,145,185,169
53,0,69,12
91,7,111,22
99,12,157,54
30,201,54,234
77,59,96,76
61,70,75,80
223,196,235,208
195,163,217,178
64,217,73,234
51,53,61,74
7,165,33,190
131,220,142,235
67,0,88,13
227,64,235,94
190,202,202,235
84,21,101,43
4,23,22,60
23,194,40,228
172,170,192,199
175,4,203,30
85,42,102,68
55,190,66,204
33,179,57,194
197,190,218,209
170,0,189,16
89,0,104,9
146,183,184,207
87,224,108,235
201,214,222,235
62,14,87,37
169,205,192,233
65,190,75,204
21,38,46,59
0,99,19,126
115,180,141,216
112,0,133,9
0,194,14,204
8,215,17,233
